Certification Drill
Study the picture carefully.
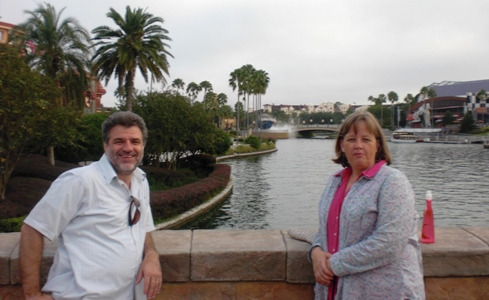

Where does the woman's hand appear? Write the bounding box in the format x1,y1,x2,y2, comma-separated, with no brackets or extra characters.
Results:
311,247,335,286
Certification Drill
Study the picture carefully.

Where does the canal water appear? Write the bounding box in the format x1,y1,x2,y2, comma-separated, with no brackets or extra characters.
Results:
181,138,489,230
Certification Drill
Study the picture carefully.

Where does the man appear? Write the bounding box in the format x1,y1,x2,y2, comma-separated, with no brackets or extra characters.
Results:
19,111,162,300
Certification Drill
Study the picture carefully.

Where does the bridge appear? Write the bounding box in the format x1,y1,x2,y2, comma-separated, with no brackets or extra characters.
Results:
294,124,340,132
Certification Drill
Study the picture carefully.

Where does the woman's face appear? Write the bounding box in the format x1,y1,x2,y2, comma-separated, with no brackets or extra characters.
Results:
340,120,379,174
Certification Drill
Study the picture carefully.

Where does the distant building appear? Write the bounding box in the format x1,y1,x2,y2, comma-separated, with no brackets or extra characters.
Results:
354,105,370,113
411,79,489,126
263,102,350,115
0,21,14,44
427,80,489,97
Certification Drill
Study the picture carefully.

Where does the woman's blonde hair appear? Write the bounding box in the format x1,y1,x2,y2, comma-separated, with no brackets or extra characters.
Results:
332,111,392,167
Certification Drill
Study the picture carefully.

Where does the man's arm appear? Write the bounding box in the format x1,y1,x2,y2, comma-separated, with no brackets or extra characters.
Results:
19,224,54,300
136,232,162,299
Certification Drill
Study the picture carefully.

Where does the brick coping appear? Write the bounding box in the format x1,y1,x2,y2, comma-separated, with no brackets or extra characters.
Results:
1,227,489,286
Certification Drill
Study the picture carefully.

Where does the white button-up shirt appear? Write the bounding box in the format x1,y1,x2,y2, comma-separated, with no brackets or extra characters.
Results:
24,154,155,299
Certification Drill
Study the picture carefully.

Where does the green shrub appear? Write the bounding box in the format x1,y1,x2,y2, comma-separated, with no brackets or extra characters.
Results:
0,216,26,232
234,145,255,153
225,147,235,155
141,166,203,191
259,141,277,151
150,164,231,222
244,135,261,149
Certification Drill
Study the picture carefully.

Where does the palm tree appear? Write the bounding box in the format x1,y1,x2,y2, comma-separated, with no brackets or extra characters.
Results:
239,64,256,131
477,89,488,104
404,93,415,105
202,91,218,113
378,94,386,127
387,91,399,127
10,3,92,108
419,86,437,127
171,78,185,94
91,6,173,111
250,69,270,126
404,93,415,125
9,3,92,166
199,81,213,99
186,81,202,103
368,95,379,105
229,68,244,135
216,93,228,127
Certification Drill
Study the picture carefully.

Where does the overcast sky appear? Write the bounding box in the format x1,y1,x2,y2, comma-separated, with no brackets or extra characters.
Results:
2,0,489,108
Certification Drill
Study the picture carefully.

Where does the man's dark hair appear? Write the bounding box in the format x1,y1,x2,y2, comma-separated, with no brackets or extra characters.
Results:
102,111,148,145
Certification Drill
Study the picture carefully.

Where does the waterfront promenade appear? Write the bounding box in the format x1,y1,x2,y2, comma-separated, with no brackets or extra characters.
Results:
1,227,489,299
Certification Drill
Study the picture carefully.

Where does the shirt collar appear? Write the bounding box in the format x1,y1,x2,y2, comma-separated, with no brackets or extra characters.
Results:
334,160,386,179
99,154,146,185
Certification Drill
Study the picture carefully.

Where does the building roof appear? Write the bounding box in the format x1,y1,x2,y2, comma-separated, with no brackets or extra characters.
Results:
428,80,489,97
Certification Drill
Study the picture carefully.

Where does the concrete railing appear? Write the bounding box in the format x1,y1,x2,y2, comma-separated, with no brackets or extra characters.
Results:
1,227,489,299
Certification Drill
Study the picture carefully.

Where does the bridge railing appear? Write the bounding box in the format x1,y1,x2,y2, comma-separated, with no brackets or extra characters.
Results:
296,124,340,129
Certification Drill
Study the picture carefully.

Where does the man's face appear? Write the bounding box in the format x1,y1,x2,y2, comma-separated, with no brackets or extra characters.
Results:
103,125,144,177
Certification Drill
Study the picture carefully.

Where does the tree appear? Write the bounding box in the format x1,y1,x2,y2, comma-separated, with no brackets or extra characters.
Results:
9,3,92,108
477,89,488,103
186,82,201,103
0,44,60,199
9,3,92,165
459,112,476,133
199,81,213,98
91,6,173,111
404,93,416,105
387,91,399,127
216,93,228,127
419,86,437,127
202,91,219,116
367,105,390,128
171,78,185,95
229,68,245,134
250,69,270,126
132,90,230,169
378,94,386,127
368,95,376,105
239,64,256,131
442,110,456,127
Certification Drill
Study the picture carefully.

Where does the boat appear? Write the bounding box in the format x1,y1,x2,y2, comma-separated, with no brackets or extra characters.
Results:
389,132,423,143
484,140,489,149
389,128,442,143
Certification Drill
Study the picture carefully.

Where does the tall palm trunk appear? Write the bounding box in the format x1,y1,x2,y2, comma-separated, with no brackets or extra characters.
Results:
236,95,240,136
48,146,55,166
126,70,136,111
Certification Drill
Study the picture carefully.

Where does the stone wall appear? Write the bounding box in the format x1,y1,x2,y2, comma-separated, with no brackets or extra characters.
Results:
1,227,489,299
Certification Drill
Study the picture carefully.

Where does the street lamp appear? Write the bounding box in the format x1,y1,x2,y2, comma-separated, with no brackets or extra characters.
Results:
310,118,313,124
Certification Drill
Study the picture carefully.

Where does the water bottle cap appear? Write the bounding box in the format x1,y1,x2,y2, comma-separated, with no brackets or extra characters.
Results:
426,190,432,200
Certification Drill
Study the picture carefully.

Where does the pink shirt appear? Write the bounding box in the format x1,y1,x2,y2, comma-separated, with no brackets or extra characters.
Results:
326,160,386,299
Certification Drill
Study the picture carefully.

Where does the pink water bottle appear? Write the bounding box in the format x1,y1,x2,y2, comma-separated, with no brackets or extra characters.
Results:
421,191,435,244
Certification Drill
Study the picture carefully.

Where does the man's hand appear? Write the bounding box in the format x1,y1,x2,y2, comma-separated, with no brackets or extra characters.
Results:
311,247,335,286
136,233,162,299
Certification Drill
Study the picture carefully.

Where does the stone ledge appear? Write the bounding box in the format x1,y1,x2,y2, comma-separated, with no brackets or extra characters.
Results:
2,227,489,298
420,227,489,277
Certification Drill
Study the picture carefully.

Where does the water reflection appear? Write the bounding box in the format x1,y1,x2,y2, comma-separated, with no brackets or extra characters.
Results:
180,139,489,229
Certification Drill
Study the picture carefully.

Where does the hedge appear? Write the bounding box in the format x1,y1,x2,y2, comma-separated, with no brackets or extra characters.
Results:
150,163,231,222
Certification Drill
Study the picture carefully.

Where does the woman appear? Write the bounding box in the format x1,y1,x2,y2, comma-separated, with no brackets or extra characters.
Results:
309,112,425,300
